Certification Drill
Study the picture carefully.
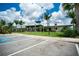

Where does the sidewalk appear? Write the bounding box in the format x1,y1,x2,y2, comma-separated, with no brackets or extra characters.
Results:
12,33,79,44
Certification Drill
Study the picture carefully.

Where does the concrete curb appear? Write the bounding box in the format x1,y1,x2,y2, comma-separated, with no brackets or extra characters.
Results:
12,33,79,43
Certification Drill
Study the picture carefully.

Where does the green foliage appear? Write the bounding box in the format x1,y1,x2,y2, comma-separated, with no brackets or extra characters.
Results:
14,20,19,25
14,20,25,25
43,11,52,35
63,3,74,11
0,20,6,27
8,22,13,27
19,20,25,25
0,19,25,34
63,3,79,36
44,13,51,20
13,20,25,32
0,25,12,34
68,12,75,18
0,19,13,34
62,28,77,37
63,4,76,24
61,26,69,32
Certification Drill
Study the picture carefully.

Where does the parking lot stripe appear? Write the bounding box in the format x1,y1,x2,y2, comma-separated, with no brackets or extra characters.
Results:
8,40,48,56
75,44,79,55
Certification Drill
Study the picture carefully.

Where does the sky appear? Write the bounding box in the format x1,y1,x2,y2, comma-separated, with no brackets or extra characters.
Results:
0,3,20,11
0,3,72,26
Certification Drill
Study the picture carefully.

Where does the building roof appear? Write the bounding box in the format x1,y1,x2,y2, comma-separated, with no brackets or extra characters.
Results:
26,24,73,27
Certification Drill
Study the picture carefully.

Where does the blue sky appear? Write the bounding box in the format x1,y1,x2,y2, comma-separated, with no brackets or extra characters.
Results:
0,3,72,26
0,3,60,13
48,3,60,14
0,3,20,11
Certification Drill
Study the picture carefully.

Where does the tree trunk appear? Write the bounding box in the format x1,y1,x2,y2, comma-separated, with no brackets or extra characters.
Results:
47,20,50,36
39,23,41,32
21,25,22,32
35,23,36,32
75,4,79,34
16,25,17,32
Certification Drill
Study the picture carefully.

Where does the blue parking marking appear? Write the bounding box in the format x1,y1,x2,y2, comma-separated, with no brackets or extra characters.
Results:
0,36,11,43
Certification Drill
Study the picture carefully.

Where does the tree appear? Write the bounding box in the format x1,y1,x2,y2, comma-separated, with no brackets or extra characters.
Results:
63,3,79,34
54,23,57,31
7,22,13,32
19,20,25,32
43,10,52,35
0,19,6,33
14,20,19,31
35,20,41,32
14,20,19,26
0,19,6,26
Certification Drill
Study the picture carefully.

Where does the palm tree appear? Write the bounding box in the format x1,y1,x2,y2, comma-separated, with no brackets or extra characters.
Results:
14,20,19,26
35,20,41,32
54,23,57,31
19,20,25,32
7,22,13,32
14,20,19,31
43,10,52,35
63,3,79,34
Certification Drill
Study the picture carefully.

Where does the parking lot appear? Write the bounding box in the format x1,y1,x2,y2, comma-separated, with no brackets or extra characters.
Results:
0,34,78,56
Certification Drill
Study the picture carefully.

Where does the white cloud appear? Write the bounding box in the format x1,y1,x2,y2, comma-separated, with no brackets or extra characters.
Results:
36,3,54,10
50,4,72,26
20,3,54,25
20,3,42,17
0,7,21,23
0,3,72,26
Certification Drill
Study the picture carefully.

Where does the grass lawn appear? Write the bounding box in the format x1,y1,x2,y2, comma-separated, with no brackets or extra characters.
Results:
17,32,64,37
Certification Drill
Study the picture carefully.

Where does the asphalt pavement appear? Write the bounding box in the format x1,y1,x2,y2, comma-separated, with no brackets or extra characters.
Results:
0,34,78,56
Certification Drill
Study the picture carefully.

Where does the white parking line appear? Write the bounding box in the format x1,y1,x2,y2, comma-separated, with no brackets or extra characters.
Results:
75,44,79,55
8,40,48,56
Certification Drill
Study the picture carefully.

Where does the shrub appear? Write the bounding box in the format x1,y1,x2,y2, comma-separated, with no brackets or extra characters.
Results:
0,26,12,34
61,26,68,32
62,28,77,37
